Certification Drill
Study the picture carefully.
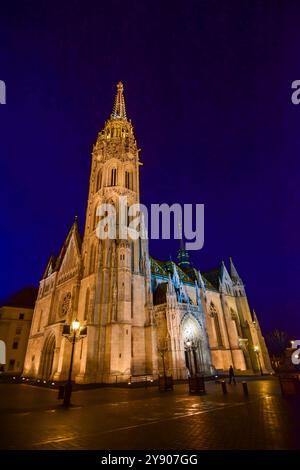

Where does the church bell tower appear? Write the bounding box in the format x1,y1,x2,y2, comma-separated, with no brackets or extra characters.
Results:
76,82,155,383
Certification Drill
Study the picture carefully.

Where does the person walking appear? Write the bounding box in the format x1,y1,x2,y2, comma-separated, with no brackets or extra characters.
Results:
228,365,236,384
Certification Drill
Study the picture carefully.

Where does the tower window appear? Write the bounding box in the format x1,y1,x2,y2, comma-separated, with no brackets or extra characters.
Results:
93,206,99,230
111,168,117,186
96,170,102,191
89,245,96,274
125,171,132,190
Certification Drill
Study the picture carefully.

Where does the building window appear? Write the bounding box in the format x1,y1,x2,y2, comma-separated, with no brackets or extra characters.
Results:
96,170,102,191
214,314,223,347
89,245,96,274
125,171,132,190
12,341,19,350
84,288,90,321
37,310,43,332
210,303,224,348
15,327,22,335
231,310,242,337
111,168,117,186
8,359,15,371
93,206,98,230
19,313,24,320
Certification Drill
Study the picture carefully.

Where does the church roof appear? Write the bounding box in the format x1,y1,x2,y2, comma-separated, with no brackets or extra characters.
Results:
150,258,193,284
0,287,38,309
201,267,221,290
55,217,82,271
151,256,224,292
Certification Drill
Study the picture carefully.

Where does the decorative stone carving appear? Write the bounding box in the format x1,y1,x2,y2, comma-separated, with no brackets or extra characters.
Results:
60,292,71,318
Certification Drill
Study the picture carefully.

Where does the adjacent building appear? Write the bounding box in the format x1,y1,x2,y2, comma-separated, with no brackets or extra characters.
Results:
0,288,37,374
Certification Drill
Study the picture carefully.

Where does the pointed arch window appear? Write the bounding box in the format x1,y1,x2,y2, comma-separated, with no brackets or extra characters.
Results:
84,288,90,321
37,310,43,332
210,303,224,348
231,309,242,337
96,170,102,191
89,245,96,274
93,206,98,230
125,170,133,190
111,168,117,186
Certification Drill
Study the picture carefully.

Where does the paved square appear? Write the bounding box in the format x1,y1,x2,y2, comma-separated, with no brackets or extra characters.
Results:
0,377,299,450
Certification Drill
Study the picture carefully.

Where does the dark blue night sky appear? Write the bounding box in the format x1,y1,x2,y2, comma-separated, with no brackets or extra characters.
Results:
0,1,299,336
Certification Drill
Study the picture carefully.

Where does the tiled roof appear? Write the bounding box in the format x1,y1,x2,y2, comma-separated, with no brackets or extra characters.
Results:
151,256,222,292
202,268,221,290
150,258,193,284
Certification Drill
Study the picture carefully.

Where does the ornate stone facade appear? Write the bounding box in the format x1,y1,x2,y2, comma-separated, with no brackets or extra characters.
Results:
23,83,272,383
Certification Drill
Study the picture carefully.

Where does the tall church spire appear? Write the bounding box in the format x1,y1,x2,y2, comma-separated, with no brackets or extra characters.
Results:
177,223,191,269
111,81,127,120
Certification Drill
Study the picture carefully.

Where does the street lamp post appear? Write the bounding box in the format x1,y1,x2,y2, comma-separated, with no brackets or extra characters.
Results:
157,338,173,391
254,346,263,376
63,319,81,407
186,339,206,394
186,340,193,377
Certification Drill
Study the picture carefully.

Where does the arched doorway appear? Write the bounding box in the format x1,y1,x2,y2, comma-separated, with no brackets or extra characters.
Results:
39,334,55,380
182,316,204,377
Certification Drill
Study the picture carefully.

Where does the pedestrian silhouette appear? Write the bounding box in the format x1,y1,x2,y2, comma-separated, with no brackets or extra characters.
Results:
228,365,236,384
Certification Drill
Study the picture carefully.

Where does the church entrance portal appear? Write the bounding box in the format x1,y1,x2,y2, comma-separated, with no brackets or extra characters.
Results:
182,316,204,377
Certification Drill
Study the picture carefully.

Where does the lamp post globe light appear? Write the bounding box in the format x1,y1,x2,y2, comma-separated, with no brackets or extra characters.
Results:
254,346,263,376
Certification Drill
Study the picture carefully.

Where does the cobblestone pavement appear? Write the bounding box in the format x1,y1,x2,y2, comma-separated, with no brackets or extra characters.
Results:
0,377,299,450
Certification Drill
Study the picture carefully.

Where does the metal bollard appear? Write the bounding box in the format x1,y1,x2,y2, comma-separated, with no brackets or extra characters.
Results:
221,380,227,394
242,381,249,396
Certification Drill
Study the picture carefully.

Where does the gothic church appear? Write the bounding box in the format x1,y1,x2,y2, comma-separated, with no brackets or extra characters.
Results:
24,83,272,383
